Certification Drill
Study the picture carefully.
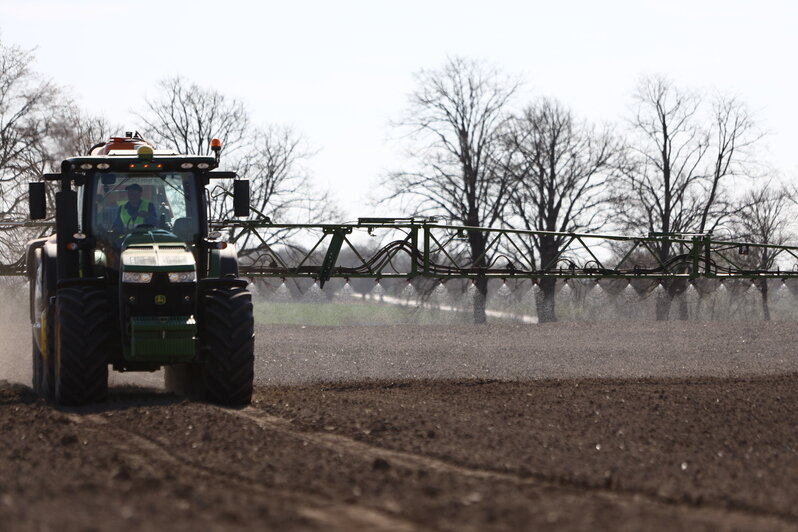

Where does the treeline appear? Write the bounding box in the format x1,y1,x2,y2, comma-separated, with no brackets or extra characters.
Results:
0,36,792,322
384,57,793,322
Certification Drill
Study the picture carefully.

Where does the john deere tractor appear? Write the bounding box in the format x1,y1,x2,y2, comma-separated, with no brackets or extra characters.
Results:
26,133,254,406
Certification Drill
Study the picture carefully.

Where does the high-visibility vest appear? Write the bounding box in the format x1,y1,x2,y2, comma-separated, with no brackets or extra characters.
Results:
118,200,152,228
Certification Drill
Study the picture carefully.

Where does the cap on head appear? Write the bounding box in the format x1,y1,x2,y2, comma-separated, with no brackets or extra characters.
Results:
125,184,143,193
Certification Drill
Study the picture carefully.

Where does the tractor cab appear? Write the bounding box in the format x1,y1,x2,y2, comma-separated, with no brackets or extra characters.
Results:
29,133,248,278
86,171,202,272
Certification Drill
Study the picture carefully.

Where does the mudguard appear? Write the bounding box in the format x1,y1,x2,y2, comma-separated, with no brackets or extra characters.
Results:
209,242,240,278
25,237,50,282
26,236,57,325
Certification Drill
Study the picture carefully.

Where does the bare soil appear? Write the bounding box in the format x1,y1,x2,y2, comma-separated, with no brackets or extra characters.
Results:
1,322,798,531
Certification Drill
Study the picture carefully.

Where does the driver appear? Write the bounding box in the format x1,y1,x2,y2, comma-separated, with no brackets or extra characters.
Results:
113,183,157,232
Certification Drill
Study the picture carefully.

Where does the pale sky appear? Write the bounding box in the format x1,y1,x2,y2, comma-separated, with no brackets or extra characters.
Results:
5,0,797,219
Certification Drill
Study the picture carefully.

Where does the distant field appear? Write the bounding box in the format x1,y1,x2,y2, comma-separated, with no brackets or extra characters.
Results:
253,300,481,326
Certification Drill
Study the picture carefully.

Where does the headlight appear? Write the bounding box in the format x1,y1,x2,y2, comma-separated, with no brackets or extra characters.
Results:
168,271,196,283
122,271,153,283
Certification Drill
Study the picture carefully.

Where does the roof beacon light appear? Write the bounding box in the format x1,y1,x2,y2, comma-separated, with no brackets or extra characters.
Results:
211,138,222,162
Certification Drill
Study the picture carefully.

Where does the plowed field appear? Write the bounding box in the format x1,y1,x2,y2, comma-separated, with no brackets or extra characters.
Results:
1,322,798,531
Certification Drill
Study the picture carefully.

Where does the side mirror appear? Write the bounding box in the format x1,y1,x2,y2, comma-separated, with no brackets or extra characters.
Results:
29,182,46,220
233,180,250,218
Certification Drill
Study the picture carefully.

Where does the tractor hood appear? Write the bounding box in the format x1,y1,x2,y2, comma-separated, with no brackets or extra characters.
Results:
121,230,196,273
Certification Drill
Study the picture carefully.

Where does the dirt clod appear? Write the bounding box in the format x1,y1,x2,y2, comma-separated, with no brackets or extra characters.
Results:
59,434,78,446
372,458,391,471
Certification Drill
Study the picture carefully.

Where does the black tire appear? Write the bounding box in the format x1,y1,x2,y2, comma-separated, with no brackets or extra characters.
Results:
41,300,56,400
54,286,109,406
164,363,205,398
200,286,254,406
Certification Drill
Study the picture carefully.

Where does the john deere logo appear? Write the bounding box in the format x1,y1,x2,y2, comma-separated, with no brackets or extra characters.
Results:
154,295,167,305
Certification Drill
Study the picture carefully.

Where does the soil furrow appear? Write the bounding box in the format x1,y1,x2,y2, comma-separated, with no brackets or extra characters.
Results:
227,404,797,530
62,409,423,532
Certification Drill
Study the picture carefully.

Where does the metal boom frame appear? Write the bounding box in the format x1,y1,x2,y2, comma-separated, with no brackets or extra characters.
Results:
4,218,795,281
213,219,798,283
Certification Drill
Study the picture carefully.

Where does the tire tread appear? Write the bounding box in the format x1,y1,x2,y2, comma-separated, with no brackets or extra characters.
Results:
55,286,109,406
200,286,254,406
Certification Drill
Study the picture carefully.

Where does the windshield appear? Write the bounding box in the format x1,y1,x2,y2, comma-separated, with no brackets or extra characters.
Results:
91,172,201,245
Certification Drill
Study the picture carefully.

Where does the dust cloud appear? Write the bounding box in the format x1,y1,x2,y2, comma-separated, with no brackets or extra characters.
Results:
0,280,160,389
0,281,32,385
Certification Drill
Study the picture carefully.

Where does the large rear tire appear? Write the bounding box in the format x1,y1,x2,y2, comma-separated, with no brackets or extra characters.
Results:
54,286,109,406
42,300,56,400
200,286,254,406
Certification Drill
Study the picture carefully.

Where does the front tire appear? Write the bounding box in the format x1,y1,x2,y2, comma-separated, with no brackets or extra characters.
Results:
54,286,109,406
200,286,254,406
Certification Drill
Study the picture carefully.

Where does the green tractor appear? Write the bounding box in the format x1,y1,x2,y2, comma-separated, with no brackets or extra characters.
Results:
26,133,255,406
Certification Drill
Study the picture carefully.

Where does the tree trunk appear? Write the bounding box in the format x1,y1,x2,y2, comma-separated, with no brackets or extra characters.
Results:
473,277,488,324
655,276,691,321
536,278,557,323
536,242,558,323
677,292,689,321
654,240,673,321
466,226,489,324
760,280,771,321
673,278,690,321
655,296,671,321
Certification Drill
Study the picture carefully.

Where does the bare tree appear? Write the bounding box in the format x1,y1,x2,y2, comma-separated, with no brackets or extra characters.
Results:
209,125,341,253
733,183,793,320
137,76,249,158
612,76,758,320
0,38,60,270
138,77,339,253
384,57,519,323
49,106,118,159
698,96,759,232
500,98,622,322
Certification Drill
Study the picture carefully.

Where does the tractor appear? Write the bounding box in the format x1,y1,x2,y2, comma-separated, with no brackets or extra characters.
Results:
26,133,255,406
